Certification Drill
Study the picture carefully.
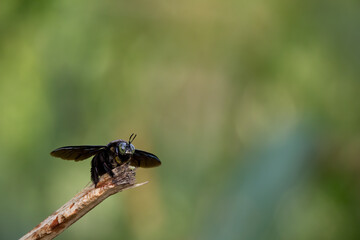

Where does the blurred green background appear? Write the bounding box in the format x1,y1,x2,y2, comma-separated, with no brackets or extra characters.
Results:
1,0,360,239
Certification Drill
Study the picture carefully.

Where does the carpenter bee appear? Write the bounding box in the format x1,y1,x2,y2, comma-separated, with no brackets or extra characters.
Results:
51,134,161,187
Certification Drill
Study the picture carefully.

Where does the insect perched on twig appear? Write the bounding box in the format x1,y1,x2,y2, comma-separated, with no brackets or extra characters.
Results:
51,134,161,187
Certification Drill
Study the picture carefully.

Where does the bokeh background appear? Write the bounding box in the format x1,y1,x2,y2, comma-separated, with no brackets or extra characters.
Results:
1,0,360,239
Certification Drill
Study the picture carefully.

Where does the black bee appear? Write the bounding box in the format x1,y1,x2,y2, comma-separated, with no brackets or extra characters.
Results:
50,134,161,187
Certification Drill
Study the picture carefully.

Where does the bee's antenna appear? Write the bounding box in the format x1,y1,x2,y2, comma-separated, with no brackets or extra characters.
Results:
129,133,137,144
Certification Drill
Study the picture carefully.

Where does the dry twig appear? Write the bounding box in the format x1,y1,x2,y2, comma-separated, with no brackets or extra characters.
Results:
20,164,147,240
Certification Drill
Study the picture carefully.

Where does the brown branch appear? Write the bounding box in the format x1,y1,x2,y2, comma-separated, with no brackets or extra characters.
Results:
20,164,147,240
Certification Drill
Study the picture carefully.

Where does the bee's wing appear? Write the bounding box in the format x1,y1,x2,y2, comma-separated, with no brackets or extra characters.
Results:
50,145,106,161
130,149,161,168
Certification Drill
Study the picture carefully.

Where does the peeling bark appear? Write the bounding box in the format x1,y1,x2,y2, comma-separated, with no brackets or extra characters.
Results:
20,164,147,240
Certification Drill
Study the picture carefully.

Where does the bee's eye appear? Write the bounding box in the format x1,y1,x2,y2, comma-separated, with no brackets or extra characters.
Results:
130,144,135,154
119,143,127,155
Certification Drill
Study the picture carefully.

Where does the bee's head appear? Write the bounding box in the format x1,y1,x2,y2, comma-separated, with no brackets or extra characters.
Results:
118,133,136,155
